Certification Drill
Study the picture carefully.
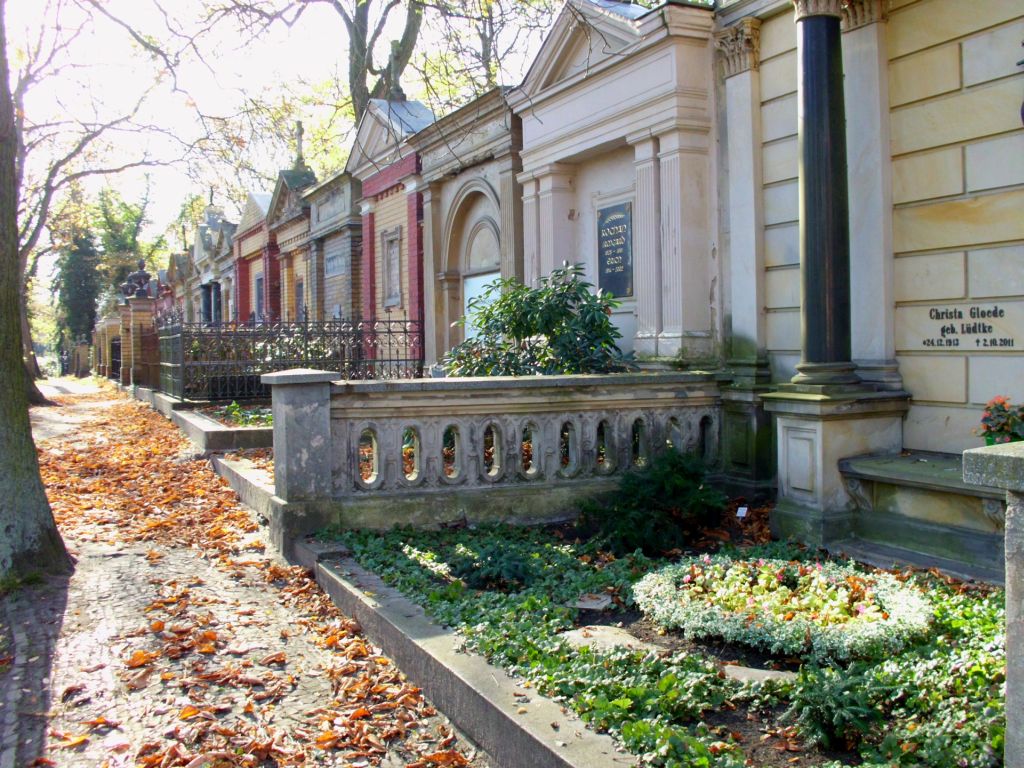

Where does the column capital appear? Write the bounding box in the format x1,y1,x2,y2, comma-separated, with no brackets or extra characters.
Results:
714,18,761,78
360,200,375,216
403,175,423,194
793,0,844,21
842,0,886,30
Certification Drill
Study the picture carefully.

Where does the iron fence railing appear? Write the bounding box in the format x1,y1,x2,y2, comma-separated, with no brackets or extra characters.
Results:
155,314,424,401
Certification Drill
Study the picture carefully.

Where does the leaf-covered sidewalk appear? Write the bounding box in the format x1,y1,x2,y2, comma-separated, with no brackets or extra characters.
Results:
1,380,488,768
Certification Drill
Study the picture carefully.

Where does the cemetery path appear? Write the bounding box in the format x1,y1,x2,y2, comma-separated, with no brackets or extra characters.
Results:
1,379,487,768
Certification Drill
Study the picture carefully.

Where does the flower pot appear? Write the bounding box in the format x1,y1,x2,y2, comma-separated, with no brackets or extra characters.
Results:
985,434,1024,446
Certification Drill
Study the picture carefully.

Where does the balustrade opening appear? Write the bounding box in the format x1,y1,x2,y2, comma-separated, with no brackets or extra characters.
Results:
358,428,378,484
631,418,648,467
443,426,461,479
483,424,501,478
521,425,537,478
402,427,420,481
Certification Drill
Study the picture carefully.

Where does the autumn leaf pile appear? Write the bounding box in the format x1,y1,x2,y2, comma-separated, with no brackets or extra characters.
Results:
34,392,478,768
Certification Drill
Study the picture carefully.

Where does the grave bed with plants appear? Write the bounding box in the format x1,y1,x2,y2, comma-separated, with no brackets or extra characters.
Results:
322,453,1006,768
199,400,273,427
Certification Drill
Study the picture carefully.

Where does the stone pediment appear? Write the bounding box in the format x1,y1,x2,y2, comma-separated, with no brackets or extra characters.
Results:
346,99,434,180
520,0,642,98
346,110,404,179
237,191,271,234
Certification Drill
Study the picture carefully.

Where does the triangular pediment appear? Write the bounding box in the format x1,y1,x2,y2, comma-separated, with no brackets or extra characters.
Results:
345,109,405,180
521,0,642,98
237,191,270,234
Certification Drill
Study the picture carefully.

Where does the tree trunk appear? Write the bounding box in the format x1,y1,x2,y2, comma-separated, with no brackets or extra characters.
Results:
0,0,70,578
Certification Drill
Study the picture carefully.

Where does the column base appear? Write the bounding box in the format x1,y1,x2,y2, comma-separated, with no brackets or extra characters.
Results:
854,358,903,391
791,360,860,386
762,387,909,548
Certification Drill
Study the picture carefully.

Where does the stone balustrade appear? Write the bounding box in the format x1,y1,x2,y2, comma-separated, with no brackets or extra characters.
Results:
261,369,722,541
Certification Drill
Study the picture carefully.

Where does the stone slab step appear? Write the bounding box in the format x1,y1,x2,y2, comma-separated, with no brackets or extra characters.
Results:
829,537,1003,585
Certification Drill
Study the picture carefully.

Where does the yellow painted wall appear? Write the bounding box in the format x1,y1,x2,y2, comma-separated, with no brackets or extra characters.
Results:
373,189,411,322
754,0,1024,451
888,0,1024,451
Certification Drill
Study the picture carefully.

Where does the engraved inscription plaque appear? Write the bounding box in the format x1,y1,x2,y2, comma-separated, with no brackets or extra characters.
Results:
597,202,633,298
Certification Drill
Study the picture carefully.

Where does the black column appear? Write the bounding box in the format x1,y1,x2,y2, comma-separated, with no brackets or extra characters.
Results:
200,284,212,325
212,282,222,324
792,5,858,386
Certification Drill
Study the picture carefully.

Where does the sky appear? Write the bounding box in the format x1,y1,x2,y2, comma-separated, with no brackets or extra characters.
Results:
9,0,549,277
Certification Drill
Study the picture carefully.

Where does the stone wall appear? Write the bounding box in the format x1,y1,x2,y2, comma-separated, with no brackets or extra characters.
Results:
888,0,1024,453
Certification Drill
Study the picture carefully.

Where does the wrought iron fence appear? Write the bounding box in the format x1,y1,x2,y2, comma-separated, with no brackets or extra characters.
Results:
155,313,424,401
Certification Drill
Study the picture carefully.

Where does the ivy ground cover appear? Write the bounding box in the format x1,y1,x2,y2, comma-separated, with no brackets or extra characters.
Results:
329,525,1006,768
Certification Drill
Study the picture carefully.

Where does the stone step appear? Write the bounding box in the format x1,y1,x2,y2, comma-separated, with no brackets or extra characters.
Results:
838,451,1005,578
829,537,1003,585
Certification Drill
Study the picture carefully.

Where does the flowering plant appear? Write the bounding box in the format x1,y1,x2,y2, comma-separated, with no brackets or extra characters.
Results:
633,554,932,662
977,395,1024,444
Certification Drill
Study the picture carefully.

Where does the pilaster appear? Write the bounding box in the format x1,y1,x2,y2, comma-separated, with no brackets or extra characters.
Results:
498,159,524,284
308,239,324,321
421,183,443,366
519,174,540,288
658,129,713,361
404,178,425,362
360,200,376,322
842,0,901,390
535,163,576,282
630,135,661,359
718,18,769,383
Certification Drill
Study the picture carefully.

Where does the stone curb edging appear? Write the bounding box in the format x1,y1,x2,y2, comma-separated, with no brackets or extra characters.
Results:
206,453,632,768
294,539,633,768
129,386,273,452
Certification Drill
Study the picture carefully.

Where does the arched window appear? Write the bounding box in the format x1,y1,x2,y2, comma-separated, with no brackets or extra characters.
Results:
462,219,500,339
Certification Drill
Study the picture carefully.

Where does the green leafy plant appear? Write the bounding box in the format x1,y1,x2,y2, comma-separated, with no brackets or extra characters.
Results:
783,665,886,750
976,395,1024,444
580,451,727,556
209,401,273,427
633,555,933,662
444,263,630,376
448,541,538,591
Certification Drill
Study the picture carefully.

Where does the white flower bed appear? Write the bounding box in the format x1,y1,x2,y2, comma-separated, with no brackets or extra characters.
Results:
633,555,933,662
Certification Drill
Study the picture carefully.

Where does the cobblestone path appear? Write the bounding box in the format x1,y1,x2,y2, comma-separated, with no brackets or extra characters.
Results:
1,380,488,768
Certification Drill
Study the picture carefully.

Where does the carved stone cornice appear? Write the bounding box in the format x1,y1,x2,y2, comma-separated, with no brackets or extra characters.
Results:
714,18,761,78
842,0,887,30
793,0,845,21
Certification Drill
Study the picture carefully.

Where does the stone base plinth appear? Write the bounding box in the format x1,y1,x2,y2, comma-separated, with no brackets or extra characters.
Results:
761,388,910,547
719,384,775,500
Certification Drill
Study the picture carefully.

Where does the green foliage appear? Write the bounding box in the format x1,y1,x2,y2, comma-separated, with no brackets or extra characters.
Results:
53,233,101,347
448,541,537,591
784,666,886,750
0,571,43,597
210,401,273,427
94,187,164,297
634,555,933,662
443,263,630,376
581,451,727,556
329,526,1005,768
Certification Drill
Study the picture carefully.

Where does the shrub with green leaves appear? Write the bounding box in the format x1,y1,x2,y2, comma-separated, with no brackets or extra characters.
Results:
443,263,630,376
580,450,727,556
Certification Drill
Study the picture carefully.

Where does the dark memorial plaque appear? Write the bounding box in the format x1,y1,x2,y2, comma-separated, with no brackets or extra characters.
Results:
597,202,633,298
